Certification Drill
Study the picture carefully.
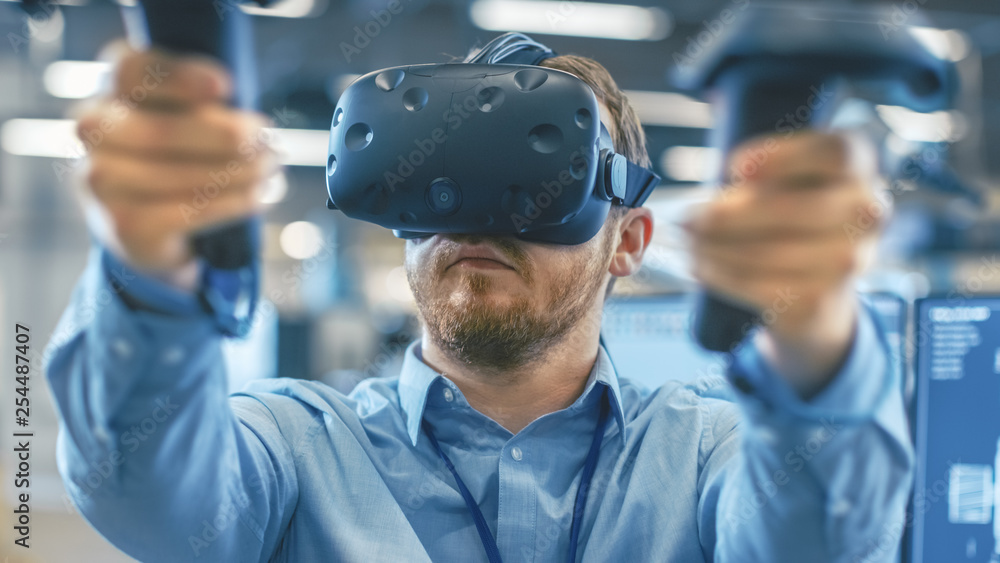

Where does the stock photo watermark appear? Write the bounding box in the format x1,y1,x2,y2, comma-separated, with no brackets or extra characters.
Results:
178,106,300,224
671,0,750,69
339,0,416,63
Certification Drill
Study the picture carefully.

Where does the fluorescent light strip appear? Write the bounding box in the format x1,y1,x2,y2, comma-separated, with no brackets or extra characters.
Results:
469,0,672,41
43,60,111,99
875,105,965,143
1,119,82,158
659,146,718,183
0,0,87,4
111,0,323,16
242,0,326,18
908,26,970,62
1,119,330,167
266,128,329,166
623,90,712,129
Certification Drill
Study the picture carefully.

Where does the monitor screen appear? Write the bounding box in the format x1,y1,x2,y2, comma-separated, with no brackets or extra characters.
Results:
601,294,728,390
602,293,907,392
910,297,1000,563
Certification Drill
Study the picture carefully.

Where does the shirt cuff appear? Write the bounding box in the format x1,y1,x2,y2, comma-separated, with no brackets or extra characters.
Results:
100,247,203,316
726,297,895,425
46,245,222,459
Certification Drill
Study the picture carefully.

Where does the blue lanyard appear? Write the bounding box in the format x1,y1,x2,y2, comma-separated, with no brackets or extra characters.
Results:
422,387,611,563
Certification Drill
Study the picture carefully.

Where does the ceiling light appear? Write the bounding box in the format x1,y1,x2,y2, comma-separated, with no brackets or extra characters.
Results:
43,60,110,99
279,221,325,259
875,105,966,143
242,0,326,18
909,26,970,62
266,128,329,167
470,0,672,41
659,146,719,183
1,119,82,158
623,90,712,129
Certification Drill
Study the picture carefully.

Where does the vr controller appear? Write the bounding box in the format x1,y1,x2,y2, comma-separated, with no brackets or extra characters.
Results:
325,63,660,245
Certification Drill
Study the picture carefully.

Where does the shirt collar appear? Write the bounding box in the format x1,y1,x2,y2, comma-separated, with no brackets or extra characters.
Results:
398,341,628,447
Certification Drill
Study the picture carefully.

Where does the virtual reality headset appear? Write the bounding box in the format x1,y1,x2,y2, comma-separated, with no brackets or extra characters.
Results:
325,33,660,245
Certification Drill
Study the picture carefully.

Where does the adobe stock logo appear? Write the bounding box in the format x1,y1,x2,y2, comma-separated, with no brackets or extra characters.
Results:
340,0,416,63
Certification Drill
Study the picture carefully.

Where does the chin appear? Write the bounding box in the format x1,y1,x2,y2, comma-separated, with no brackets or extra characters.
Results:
452,272,525,301
446,287,521,313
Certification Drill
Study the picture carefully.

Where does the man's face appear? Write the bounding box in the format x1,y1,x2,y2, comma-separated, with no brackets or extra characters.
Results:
404,104,623,372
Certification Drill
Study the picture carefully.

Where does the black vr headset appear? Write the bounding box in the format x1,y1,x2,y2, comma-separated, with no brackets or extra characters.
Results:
325,33,660,245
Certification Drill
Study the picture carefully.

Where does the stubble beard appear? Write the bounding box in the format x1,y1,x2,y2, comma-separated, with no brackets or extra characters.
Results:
408,233,615,372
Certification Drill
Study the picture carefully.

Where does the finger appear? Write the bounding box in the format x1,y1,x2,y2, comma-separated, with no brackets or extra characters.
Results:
691,233,856,279
106,187,262,246
691,257,835,317
726,132,849,183
87,146,278,202
691,248,841,288
114,48,232,108
685,182,885,243
78,105,272,162
725,132,874,194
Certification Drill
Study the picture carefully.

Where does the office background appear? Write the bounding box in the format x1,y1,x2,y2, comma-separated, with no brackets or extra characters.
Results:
1,0,999,561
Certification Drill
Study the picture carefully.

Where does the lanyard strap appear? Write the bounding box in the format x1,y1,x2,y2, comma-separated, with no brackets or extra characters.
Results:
422,387,611,563
567,388,610,563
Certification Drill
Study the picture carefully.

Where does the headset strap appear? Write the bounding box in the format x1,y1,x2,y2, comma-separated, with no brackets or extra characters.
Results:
621,161,661,208
466,31,556,65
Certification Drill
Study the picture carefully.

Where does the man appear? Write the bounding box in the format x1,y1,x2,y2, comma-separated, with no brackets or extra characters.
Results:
46,38,909,562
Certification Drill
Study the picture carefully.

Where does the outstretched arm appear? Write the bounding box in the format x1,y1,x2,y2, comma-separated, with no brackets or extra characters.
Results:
45,46,293,562
687,132,913,561
47,247,298,562
697,301,911,562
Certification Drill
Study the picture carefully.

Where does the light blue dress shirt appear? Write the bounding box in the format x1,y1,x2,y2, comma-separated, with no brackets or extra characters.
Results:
44,247,913,562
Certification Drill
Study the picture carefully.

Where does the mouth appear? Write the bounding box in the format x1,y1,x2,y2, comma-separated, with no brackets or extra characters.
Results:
451,257,513,270
446,243,517,272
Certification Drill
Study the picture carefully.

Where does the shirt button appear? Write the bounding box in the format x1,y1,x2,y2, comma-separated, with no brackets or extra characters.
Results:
112,338,132,360
162,346,184,365
756,426,778,446
94,425,109,446
831,499,852,517
443,388,455,402
511,447,523,461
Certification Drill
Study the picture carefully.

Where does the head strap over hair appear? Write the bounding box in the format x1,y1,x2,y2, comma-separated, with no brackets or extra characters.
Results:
464,32,556,66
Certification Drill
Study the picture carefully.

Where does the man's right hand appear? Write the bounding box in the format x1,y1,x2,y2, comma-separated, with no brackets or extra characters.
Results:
76,47,278,291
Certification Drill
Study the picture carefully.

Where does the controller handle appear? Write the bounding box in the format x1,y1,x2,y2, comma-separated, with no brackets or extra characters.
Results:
672,5,953,353
127,0,262,271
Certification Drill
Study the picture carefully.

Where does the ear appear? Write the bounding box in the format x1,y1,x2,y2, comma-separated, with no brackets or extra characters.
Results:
608,207,653,277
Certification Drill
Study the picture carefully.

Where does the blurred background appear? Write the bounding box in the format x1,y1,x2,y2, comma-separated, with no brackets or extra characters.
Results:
0,0,999,561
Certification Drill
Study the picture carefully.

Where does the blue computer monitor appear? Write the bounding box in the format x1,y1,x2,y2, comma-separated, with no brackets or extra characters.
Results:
602,292,906,392
601,294,728,389
909,297,1000,563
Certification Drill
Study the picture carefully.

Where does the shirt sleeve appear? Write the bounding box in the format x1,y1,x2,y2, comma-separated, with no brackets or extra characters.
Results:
698,297,914,562
44,245,299,563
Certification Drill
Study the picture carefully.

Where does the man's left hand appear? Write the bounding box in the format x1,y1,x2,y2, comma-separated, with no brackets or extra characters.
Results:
684,131,886,398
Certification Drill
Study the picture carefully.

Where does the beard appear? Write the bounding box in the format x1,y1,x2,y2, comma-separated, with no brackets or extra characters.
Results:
406,232,616,372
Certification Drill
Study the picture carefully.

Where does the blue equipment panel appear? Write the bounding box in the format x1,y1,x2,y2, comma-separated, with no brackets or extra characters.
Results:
911,297,1000,563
